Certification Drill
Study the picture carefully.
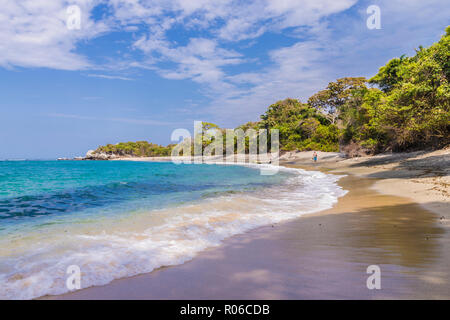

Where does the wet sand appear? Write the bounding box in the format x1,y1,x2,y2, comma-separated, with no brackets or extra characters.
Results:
48,164,450,299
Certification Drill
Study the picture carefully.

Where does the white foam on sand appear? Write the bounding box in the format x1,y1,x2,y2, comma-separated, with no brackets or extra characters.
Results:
0,166,347,299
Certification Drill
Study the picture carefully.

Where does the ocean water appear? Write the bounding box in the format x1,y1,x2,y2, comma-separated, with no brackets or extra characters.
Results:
0,160,347,299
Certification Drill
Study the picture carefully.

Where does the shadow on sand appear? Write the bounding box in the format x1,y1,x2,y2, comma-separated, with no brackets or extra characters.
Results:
51,200,449,300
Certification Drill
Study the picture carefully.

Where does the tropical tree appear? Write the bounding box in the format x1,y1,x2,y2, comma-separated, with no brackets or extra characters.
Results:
308,77,367,125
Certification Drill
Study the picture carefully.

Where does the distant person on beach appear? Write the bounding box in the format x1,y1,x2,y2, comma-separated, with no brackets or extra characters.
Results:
313,151,318,162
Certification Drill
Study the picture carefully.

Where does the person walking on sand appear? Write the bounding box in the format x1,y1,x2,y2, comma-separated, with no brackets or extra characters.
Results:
312,151,318,162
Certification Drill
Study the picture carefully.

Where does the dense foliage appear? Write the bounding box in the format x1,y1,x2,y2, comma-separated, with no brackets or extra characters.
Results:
362,26,450,151
257,99,340,152
95,141,174,157
251,26,449,154
94,26,449,157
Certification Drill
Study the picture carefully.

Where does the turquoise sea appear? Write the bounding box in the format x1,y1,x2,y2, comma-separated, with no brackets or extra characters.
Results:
0,160,346,299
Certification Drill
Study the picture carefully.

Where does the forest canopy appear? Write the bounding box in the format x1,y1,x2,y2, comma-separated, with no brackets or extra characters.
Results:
94,26,449,157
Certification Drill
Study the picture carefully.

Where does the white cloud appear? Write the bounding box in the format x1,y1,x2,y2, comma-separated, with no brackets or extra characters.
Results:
193,0,450,125
214,0,358,40
0,0,109,70
0,0,355,72
123,0,359,101
2,0,449,129
205,40,332,123
87,73,134,81
134,36,242,86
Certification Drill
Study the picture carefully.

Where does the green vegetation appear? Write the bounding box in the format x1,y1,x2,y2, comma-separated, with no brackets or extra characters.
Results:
245,26,449,154
94,26,449,157
257,98,340,152
362,26,450,151
94,141,174,157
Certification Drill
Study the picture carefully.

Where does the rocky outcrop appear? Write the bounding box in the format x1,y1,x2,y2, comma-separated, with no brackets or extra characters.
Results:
83,150,120,160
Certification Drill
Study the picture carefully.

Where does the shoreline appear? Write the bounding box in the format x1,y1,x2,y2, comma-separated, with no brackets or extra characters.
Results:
112,148,449,217
280,149,449,218
47,149,450,299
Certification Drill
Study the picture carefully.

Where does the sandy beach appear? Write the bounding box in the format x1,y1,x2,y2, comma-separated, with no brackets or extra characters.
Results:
48,148,450,299
3,0,449,303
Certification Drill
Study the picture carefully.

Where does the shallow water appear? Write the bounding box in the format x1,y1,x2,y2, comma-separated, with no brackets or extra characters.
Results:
0,160,346,299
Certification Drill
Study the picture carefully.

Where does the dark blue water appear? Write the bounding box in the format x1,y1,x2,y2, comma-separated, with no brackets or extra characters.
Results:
0,160,346,299
0,160,288,223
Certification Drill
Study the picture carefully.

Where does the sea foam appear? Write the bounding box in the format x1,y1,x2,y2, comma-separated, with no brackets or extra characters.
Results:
0,165,346,299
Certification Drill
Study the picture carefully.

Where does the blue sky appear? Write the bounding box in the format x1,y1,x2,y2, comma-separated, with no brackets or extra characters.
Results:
0,0,448,159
